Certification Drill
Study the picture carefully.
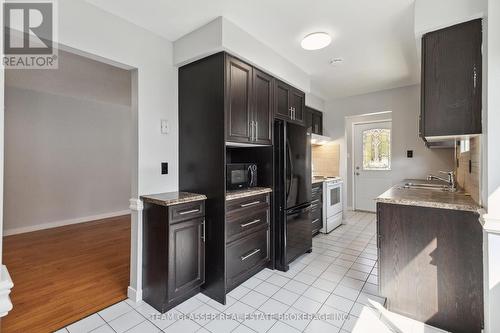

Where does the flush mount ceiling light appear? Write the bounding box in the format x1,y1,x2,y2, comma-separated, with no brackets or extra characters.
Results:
301,32,331,50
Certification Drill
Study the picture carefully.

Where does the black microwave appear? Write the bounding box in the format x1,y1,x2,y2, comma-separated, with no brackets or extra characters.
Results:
226,163,257,190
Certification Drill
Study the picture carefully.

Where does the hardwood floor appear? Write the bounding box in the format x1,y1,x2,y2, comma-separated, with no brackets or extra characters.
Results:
2,215,131,333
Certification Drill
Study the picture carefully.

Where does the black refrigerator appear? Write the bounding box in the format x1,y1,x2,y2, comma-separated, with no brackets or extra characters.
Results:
274,119,312,271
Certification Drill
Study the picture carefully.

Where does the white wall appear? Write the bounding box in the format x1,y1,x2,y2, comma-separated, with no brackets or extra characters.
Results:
324,85,454,208
4,86,131,235
3,51,132,236
483,1,500,332
486,1,500,215
305,93,326,112
56,1,178,198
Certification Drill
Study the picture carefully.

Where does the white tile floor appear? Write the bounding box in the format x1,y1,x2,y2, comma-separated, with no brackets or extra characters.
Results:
57,211,448,333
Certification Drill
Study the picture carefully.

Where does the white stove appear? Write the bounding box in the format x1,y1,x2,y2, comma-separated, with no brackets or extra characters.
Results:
320,177,343,233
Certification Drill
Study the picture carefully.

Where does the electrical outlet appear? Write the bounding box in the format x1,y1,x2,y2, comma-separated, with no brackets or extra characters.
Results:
407,150,413,158
161,162,168,175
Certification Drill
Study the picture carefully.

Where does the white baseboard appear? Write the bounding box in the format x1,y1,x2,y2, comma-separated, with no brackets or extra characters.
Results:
4,210,131,236
127,286,142,303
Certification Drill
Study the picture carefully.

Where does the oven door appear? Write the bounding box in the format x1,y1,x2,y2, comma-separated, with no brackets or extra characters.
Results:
326,183,342,217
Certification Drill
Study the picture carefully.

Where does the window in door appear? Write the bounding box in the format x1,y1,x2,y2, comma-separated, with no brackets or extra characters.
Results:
362,128,391,170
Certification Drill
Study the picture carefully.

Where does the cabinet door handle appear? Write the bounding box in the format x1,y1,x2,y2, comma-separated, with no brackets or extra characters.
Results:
473,65,478,91
178,208,200,215
201,219,205,242
240,201,260,208
240,219,261,228
255,121,258,141
241,248,261,261
249,121,254,141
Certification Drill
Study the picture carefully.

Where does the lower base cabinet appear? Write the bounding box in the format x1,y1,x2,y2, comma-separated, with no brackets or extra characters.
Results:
377,203,483,333
142,200,206,313
226,227,269,290
311,183,323,235
226,193,271,292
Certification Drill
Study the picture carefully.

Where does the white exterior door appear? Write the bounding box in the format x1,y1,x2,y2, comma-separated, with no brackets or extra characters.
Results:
353,121,393,212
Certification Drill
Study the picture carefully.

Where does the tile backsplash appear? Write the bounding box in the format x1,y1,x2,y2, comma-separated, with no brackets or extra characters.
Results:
455,136,481,204
312,143,340,177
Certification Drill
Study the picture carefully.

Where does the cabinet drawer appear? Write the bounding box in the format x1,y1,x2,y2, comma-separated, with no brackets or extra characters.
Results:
312,206,322,220
227,228,269,289
169,201,205,223
226,194,269,215
227,208,269,243
312,192,322,201
311,199,321,212
312,216,322,234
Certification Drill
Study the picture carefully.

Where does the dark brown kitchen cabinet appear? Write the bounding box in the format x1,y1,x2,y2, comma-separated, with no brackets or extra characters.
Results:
377,203,483,333
306,107,323,135
226,193,271,292
142,199,206,313
274,80,305,125
226,56,253,144
252,69,273,144
275,80,291,119
225,56,273,145
420,19,482,139
168,217,205,302
311,182,323,235
290,88,305,124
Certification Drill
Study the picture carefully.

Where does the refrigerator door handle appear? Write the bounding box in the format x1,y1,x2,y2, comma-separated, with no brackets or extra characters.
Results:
286,142,294,199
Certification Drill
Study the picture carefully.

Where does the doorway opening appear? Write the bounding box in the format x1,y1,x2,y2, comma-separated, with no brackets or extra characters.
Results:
345,112,392,213
2,49,134,332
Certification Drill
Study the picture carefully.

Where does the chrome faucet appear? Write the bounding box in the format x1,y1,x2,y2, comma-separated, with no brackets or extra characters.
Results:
427,171,457,192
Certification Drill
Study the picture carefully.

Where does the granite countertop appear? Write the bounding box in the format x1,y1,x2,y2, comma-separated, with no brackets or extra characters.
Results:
141,191,207,207
376,179,481,213
312,178,325,184
226,187,273,201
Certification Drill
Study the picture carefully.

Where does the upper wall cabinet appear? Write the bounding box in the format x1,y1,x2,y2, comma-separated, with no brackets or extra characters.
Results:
252,69,274,144
274,80,305,126
226,57,253,143
420,19,482,140
226,56,273,145
305,107,323,135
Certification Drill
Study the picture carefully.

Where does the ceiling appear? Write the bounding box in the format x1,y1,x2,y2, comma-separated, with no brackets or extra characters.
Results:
86,0,419,100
